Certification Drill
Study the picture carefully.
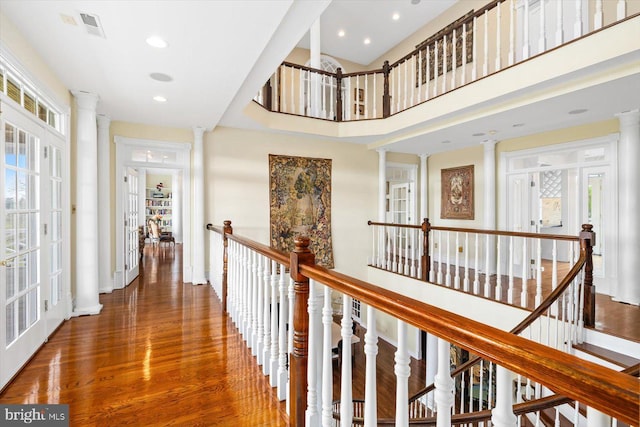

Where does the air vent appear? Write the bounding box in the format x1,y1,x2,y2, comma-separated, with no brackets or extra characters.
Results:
80,12,106,38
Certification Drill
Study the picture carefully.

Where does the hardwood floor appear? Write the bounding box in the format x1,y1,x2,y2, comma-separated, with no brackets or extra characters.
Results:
0,246,288,426
1,245,637,426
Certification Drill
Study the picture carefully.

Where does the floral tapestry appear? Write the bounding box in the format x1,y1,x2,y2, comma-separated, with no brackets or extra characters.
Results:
441,165,474,220
269,154,334,268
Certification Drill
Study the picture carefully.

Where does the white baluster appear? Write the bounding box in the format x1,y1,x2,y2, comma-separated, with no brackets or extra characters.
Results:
262,256,271,373
329,76,334,120
321,285,333,426
523,0,531,59
521,237,528,308
434,339,454,427
509,0,516,65
461,23,467,85
255,255,264,361
495,236,502,300
472,16,478,81
473,234,480,294
463,233,470,291
429,229,435,282
306,280,319,426
364,75,369,119
426,333,438,410
539,0,547,53
454,232,460,289
495,1,502,71
393,226,398,273
433,40,439,98
340,295,353,427
535,238,542,306
403,58,408,110
372,73,377,118
445,232,452,286
490,366,517,427
277,263,288,400
555,0,564,47
442,33,448,93
484,236,491,298
426,45,431,100
411,229,417,278
269,260,279,383
404,227,410,276
437,231,443,284
397,63,401,113
594,0,603,29
241,246,249,337
286,275,294,415
410,55,415,107
364,306,378,427
451,28,457,89
483,10,489,76
574,0,583,39
395,320,410,427
386,226,392,271
508,236,514,304
417,50,422,104
250,250,259,350
552,240,558,290
617,0,627,20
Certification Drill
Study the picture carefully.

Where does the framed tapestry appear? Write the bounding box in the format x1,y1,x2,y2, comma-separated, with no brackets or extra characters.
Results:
269,154,334,268
441,165,474,220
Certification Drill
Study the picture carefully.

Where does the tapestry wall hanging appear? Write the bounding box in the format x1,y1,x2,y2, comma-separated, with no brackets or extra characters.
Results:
441,164,474,220
269,154,334,268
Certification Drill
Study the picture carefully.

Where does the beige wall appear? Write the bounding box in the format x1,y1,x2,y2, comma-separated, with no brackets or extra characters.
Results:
286,47,368,74
205,126,378,278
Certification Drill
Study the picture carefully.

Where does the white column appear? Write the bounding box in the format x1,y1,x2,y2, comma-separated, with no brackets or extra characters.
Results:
192,126,207,284
491,366,517,427
616,110,640,305
483,140,497,274
378,149,387,222
172,172,182,242
72,91,102,316
434,338,454,427
310,18,321,118
419,154,429,221
96,114,112,294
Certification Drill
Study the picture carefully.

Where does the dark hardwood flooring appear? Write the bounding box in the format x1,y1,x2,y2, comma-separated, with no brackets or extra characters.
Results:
0,245,636,426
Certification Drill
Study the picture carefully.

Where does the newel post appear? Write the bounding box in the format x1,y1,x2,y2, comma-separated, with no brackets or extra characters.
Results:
382,60,391,118
222,220,233,313
289,236,315,426
264,79,273,111
580,224,596,327
421,218,431,281
336,67,343,122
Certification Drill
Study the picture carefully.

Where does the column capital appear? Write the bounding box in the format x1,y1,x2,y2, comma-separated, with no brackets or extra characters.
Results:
419,153,430,160
616,108,640,126
72,91,99,111
376,147,388,154
193,126,206,140
96,114,111,129
481,139,497,148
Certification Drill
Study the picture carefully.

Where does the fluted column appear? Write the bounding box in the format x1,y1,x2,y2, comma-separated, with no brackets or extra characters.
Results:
616,110,640,305
97,114,112,294
72,91,102,316
378,149,387,222
192,126,207,285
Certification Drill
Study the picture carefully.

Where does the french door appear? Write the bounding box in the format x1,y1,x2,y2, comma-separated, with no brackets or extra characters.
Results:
124,167,139,286
0,104,68,388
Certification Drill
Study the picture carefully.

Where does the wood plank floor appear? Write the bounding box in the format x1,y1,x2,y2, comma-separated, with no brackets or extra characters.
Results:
1,245,637,426
0,246,288,426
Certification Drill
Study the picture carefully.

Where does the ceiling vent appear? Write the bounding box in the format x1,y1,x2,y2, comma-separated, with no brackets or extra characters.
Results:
80,12,106,38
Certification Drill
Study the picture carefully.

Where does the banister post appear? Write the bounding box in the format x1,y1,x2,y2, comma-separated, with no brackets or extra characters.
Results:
421,218,431,281
336,67,343,122
264,79,273,111
289,236,315,427
382,60,391,118
580,224,596,327
222,220,233,314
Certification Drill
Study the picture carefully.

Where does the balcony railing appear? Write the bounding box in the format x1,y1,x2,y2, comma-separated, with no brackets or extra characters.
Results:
255,0,638,122
206,221,638,427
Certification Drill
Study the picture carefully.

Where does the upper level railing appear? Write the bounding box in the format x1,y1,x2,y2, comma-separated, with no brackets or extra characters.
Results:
206,221,638,427
254,0,638,122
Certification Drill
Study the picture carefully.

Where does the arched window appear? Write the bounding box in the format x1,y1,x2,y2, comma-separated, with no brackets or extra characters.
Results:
302,55,346,120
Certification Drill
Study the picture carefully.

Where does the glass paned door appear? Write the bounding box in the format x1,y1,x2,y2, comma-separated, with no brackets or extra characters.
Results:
1,110,45,388
124,167,139,285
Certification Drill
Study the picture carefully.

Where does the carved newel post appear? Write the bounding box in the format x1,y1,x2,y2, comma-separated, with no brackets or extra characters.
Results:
289,236,315,426
222,220,233,313
580,224,596,327
421,218,431,281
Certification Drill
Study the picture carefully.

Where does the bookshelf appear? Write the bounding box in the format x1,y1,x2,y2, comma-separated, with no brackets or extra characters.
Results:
145,187,172,232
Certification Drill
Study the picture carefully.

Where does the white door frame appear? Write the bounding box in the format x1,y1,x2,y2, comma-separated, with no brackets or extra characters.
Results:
114,136,191,288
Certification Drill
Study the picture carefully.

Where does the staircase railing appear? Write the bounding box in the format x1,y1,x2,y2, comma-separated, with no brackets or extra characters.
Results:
206,221,638,426
255,0,638,122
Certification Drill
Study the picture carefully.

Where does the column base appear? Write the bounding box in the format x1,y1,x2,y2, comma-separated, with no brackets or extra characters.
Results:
71,304,103,317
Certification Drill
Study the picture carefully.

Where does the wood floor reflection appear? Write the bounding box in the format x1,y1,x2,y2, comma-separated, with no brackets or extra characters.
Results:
0,245,288,426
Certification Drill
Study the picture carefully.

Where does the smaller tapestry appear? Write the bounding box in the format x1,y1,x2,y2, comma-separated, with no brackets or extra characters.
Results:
269,154,334,268
441,165,474,220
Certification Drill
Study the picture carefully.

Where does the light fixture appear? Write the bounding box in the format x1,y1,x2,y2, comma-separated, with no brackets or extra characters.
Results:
512,123,525,127
488,130,497,135
153,95,167,103
146,36,168,48
568,108,588,115
441,140,451,144
150,72,173,82
338,29,345,37
364,37,371,45
472,132,485,137
392,12,400,20
411,0,421,4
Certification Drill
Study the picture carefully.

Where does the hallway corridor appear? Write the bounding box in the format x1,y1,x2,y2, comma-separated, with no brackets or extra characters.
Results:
0,246,288,426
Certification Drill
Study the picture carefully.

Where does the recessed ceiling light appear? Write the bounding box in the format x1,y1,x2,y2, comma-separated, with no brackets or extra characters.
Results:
488,130,497,135
472,132,485,137
338,30,345,37
392,13,400,20
441,140,451,144
364,38,371,45
411,0,421,4
153,96,167,103
146,36,168,48
60,14,77,26
150,72,173,82
568,108,588,115
512,123,525,127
